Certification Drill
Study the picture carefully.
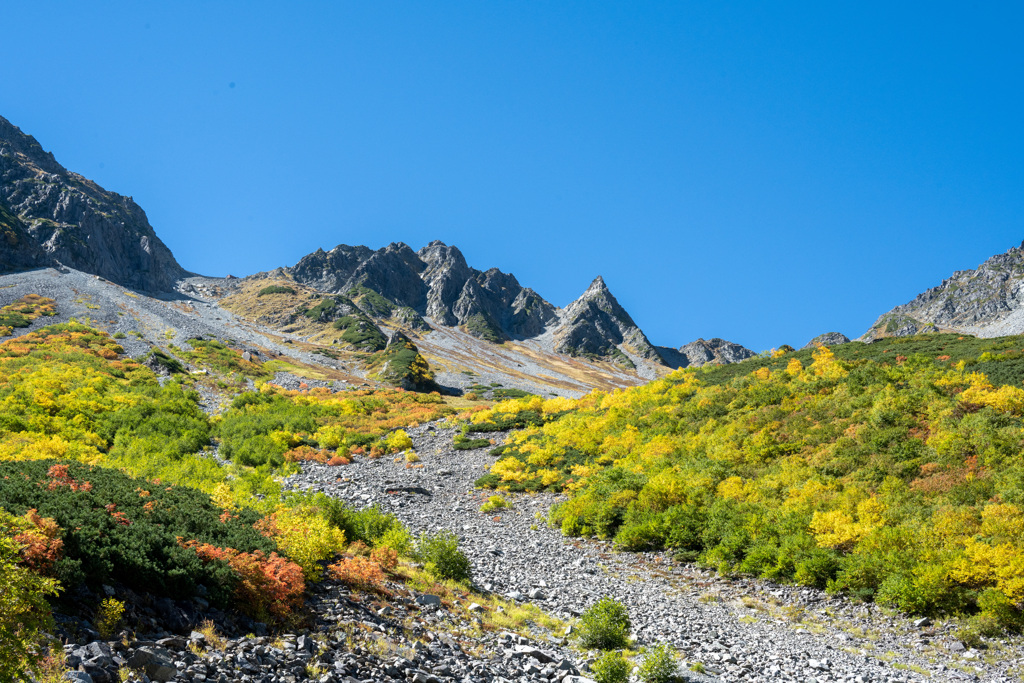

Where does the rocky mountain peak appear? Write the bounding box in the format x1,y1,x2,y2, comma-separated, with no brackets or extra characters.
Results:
864,239,1024,340
0,114,187,291
555,276,659,363
0,116,63,176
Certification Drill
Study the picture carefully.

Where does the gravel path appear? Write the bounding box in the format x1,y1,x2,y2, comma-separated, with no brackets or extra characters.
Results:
284,423,1023,683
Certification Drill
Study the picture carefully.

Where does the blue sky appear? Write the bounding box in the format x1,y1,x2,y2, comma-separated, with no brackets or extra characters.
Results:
2,2,1022,352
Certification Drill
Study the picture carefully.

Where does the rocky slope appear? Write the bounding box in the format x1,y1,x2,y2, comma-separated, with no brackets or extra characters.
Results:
280,423,1017,683
553,276,660,365
864,240,1024,340
0,115,187,291
801,332,850,349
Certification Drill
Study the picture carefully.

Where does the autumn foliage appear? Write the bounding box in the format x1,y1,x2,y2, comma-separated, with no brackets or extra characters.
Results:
182,540,305,620
476,337,1024,627
328,555,387,592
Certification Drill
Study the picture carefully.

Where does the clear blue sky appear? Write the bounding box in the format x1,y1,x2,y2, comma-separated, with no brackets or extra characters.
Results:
2,2,1022,352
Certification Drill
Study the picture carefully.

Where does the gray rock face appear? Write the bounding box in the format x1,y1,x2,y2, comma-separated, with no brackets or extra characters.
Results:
288,240,561,343
864,241,1024,339
672,337,756,368
554,276,660,362
0,199,48,271
0,115,187,291
802,332,851,349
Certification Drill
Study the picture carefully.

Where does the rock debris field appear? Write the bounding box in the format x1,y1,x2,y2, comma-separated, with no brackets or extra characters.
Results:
284,423,1024,683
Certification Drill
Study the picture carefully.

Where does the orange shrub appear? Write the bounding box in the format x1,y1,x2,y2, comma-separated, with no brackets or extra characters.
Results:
328,556,386,592
12,509,63,575
370,545,398,572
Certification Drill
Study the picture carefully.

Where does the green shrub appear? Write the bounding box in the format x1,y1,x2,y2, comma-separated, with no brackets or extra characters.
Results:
258,285,296,296
145,348,185,374
316,498,406,547
637,643,677,683
0,460,274,604
454,434,491,450
591,650,631,683
414,530,472,583
332,315,387,351
576,597,631,650
977,588,1024,633
491,388,533,400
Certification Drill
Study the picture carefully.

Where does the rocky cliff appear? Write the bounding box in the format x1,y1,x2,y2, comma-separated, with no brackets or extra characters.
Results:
864,241,1024,340
286,241,763,370
0,115,187,291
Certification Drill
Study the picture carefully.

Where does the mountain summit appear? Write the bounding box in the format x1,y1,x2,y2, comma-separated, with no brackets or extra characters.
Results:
554,275,661,364
0,115,186,291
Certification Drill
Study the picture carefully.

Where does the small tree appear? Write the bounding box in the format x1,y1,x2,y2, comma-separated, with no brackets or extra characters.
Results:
576,597,631,650
591,650,631,683
637,643,677,683
415,530,472,583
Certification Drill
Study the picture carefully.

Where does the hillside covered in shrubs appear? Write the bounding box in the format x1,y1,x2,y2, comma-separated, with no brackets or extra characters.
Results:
0,319,470,678
475,334,1024,633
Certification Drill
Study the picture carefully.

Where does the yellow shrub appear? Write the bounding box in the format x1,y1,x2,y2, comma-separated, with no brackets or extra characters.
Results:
384,429,413,453
537,469,562,487
272,508,347,580
314,425,347,449
492,458,530,483
785,358,803,376
542,396,577,415
981,504,1024,541
810,498,884,552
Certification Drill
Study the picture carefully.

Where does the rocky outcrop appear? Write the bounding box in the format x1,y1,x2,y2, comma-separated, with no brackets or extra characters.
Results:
670,337,756,368
864,241,1024,340
802,332,851,349
0,115,187,291
372,330,437,391
553,276,660,363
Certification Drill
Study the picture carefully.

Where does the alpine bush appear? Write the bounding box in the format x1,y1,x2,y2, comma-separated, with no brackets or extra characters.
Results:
576,597,631,650
591,650,631,683
414,530,472,583
637,643,677,683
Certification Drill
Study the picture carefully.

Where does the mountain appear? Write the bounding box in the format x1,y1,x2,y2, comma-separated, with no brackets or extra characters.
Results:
553,275,660,365
0,115,186,291
287,241,662,366
864,240,1024,340
802,332,850,349
655,337,757,369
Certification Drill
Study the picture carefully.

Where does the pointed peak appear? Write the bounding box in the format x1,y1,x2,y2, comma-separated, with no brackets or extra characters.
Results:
427,239,447,247
577,276,606,296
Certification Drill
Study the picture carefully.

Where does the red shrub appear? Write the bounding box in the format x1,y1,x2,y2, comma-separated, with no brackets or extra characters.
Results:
180,540,305,620
369,545,398,572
